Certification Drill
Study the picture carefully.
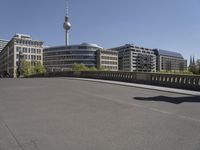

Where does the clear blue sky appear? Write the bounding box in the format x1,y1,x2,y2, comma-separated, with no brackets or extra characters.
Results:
0,0,200,61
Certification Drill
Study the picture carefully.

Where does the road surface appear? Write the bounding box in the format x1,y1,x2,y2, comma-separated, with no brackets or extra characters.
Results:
0,78,200,150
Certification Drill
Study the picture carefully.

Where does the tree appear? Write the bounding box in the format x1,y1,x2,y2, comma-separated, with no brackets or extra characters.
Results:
72,63,90,71
196,60,200,74
98,66,108,71
21,61,34,76
34,62,46,74
20,61,46,77
89,66,97,71
188,59,200,75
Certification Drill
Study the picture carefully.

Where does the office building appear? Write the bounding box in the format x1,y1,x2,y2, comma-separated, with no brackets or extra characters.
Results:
97,49,118,71
0,39,9,52
44,43,102,71
154,49,187,71
110,44,156,72
44,43,118,71
0,33,44,77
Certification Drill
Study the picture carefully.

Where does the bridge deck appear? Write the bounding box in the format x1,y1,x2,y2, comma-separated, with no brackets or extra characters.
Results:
0,78,200,150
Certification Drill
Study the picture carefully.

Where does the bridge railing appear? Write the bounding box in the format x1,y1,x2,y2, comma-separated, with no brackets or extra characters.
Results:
28,71,200,91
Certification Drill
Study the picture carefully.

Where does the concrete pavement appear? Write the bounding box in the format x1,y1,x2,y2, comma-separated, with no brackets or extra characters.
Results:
0,78,200,150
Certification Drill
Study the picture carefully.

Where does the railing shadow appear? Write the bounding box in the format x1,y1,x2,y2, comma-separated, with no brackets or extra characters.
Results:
134,96,200,104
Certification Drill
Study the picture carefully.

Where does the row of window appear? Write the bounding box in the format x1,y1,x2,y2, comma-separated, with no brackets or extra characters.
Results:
16,61,41,66
101,65,118,70
101,56,118,61
44,51,96,56
101,61,118,65
16,47,42,54
45,61,96,65
44,56,96,61
15,40,42,47
16,54,41,61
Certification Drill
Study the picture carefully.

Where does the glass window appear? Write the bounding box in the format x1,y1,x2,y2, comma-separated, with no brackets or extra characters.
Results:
16,47,21,52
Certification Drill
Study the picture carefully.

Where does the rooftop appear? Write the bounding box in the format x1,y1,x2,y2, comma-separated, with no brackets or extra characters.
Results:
154,49,183,58
44,43,103,50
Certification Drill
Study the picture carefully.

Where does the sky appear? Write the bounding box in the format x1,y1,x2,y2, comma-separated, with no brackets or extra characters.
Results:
0,0,200,62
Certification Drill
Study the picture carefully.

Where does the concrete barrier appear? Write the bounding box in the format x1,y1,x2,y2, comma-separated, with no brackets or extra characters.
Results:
28,71,200,91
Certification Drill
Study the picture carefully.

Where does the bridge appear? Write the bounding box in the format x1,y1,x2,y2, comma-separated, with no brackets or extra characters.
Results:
0,77,200,150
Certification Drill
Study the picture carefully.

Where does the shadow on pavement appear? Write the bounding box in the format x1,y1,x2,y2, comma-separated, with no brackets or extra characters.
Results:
134,96,200,104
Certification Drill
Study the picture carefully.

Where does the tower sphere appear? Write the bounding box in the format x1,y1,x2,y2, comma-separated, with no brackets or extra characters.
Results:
63,21,71,30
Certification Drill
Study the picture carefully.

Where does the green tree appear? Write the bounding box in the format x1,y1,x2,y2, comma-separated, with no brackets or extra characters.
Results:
89,66,97,71
34,62,46,74
196,60,200,74
72,63,90,71
98,66,108,71
21,61,35,76
188,59,200,75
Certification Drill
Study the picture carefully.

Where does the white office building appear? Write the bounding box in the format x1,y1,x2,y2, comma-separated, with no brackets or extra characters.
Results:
0,34,43,77
110,44,156,72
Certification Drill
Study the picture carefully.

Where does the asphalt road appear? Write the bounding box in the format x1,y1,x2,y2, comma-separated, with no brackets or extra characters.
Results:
0,78,200,150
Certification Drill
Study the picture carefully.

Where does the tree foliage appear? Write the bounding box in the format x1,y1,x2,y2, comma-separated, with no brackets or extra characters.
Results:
21,61,34,76
20,61,46,77
34,62,46,74
89,66,97,71
188,60,200,75
72,63,90,71
99,66,109,71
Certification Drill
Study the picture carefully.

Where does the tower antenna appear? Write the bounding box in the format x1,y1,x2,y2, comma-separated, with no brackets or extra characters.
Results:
66,0,69,17
63,0,71,47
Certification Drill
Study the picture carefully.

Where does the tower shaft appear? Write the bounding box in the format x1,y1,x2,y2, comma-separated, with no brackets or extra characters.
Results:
66,31,69,47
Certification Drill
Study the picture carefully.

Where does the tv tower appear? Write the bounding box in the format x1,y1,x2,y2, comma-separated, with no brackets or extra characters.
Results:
63,0,71,47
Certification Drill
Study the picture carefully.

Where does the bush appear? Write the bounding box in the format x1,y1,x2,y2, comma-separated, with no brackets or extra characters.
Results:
72,63,90,71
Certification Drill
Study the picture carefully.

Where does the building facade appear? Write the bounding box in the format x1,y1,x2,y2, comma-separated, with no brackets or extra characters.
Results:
0,39,9,52
0,34,43,77
44,43,118,71
154,49,187,72
110,44,156,72
97,49,118,71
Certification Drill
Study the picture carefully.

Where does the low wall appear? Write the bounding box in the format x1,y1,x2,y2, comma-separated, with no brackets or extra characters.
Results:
28,71,200,91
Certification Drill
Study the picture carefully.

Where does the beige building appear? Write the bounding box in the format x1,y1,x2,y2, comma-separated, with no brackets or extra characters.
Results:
97,49,118,71
0,34,43,77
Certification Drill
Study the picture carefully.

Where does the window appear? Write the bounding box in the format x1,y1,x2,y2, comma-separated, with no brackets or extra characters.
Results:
23,48,27,53
31,48,36,53
37,49,41,54
16,47,21,52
